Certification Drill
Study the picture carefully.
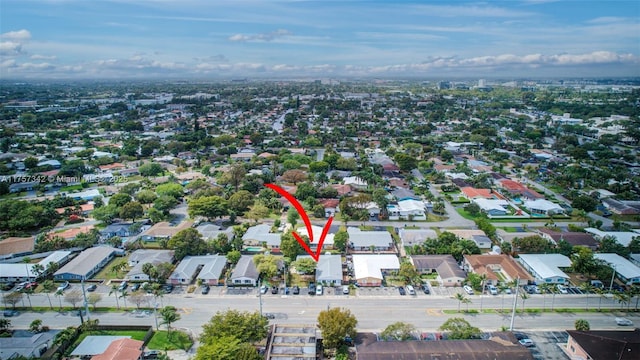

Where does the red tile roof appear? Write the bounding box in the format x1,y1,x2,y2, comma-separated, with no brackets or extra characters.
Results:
92,338,143,360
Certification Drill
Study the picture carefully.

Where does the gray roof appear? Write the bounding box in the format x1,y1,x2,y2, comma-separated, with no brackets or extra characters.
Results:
129,249,173,264
298,254,342,282
70,336,130,356
230,255,259,281
347,228,393,248
411,255,466,279
196,223,235,240
54,246,117,278
242,224,281,246
0,331,57,359
170,255,227,281
391,188,418,200
399,229,437,246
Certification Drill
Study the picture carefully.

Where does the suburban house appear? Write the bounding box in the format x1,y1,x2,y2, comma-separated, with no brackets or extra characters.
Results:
496,179,544,200
140,220,193,242
242,224,282,251
297,253,343,286
356,332,534,360
352,254,400,287
537,228,598,249
347,228,394,252
495,229,539,246
0,251,72,283
296,225,335,250
49,225,95,241
460,187,506,200
343,176,368,191
564,329,639,360
318,198,340,218
54,246,120,281
230,255,259,287
195,223,235,241
100,222,142,239
462,254,533,286
518,254,572,284
92,338,144,360
0,236,35,258
169,255,227,285
601,197,640,215
0,331,56,359
386,199,427,220
448,229,493,249
584,228,640,247
398,229,437,248
594,253,640,285
126,249,174,281
472,198,510,216
523,199,565,216
410,255,466,287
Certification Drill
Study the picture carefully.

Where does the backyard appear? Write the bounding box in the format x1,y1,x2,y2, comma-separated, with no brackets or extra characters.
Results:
92,255,130,281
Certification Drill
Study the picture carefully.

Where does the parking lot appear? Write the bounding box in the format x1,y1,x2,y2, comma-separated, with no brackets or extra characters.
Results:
516,331,570,360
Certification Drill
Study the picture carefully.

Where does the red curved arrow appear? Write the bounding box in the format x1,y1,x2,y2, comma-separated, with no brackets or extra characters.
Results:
264,183,333,262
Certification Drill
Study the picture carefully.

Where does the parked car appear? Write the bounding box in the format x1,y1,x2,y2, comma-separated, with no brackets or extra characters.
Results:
519,339,535,347
260,285,268,294
143,350,161,359
315,284,323,295
308,283,316,295
342,285,350,295
24,282,38,290
131,283,141,292
1,282,15,291
406,285,416,295
488,285,498,295
463,285,474,295
398,287,406,296
57,281,70,292
118,281,128,291
163,284,174,293
557,285,568,294
201,285,210,294
271,286,279,294
513,332,526,341
615,317,633,326
292,286,300,295
422,284,430,294
86,284,98,292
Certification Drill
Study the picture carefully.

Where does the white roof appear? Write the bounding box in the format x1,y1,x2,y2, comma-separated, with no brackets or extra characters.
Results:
594,253,640,280
343,176,367,186
347,228,392,248
523,199,563,212
398,229,437,246
296,225,334,246
473,198,509,212
397,199,426,212
518,254,571,280
584,228,640,247
352,254,399,280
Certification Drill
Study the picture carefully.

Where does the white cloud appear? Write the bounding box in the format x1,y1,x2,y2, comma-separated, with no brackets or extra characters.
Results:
0,41,24,55
30,54,57,60
1,29,31,41
228,29,292,42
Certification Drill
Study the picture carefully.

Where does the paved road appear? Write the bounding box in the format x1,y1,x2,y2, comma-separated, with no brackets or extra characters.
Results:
4,291,637,335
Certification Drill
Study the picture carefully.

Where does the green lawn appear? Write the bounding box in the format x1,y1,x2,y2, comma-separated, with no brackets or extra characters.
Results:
93,256,130,280
147,330,193,351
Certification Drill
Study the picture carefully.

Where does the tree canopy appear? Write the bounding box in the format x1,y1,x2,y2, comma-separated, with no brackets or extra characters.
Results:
317,307,358,349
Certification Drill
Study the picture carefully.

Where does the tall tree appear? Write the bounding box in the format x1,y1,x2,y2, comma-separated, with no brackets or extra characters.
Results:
380,322,417,341
160,306,181,338
438,318,482,340
167,228,210,260
317,307,358,349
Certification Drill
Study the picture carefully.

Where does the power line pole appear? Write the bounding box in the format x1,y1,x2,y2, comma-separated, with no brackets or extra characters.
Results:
509,278,519,331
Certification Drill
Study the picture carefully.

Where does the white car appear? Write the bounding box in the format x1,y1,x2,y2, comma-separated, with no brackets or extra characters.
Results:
57,281,70,292
557,285,568,294
259,285,268,294
615,317,633,326
488,285,498,295
519,339,535,347
316,285,323,295
463,285,474,295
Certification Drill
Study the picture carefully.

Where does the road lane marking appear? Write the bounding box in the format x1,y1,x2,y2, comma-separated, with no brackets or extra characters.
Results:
426,309,443,316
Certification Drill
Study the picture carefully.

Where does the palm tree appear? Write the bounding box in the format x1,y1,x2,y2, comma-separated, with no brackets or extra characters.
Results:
520,292,530,313
453,293,467,313
159,306,181,339
594,288,606,311
22,288,34,309
613,291,630,310
55,290,64,310
109,285,120,309
478,274,487,312
120,290,129,309
539,283,551,311
579,283,594,311
42,280,55,309
629,286,640,311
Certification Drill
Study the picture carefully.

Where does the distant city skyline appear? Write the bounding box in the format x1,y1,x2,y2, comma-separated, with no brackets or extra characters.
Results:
1,0,639,79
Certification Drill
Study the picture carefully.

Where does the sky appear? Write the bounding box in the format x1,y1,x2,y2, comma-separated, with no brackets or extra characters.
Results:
1,0,639,80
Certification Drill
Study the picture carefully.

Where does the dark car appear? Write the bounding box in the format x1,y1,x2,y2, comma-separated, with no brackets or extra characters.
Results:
86,284,98,292
308,283,316,295
271,286,279,294
131,283,141,292
398,287,406,295
143,350,161,359
201,285,210,294
292,286,300,295
3,310,19,317
163,284,174,293
422,285,430,294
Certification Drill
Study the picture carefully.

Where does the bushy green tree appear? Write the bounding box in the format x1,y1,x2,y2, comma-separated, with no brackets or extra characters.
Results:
438,318,482,339
317,307,358,349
